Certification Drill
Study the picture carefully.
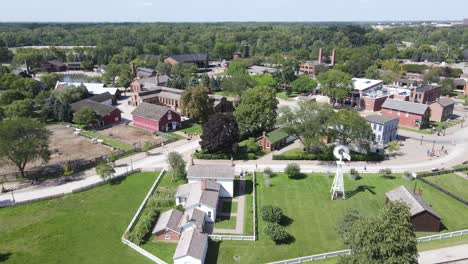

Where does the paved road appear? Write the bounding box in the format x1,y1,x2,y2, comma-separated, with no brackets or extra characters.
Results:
419,244,468,264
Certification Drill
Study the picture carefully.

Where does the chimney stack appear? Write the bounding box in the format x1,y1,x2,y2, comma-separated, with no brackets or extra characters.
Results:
331,49,336,66
318,48,323,64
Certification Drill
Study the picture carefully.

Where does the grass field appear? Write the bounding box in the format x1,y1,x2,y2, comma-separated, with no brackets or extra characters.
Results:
424,173,468,201
206,172,468,263
276,91,300,100
178,122,203,135
81,130,134,151
0,172,158,264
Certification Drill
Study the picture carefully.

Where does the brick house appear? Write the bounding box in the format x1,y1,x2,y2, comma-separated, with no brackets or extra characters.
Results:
164,54,209,68
257,129,292,151
131,102,181,132
152,209,184,242
382,99,430,129
429,98,455,122
71,99,122,128
409,85,441,104
385,185,441,232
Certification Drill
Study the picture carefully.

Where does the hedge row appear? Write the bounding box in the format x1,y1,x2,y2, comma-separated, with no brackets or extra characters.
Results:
273,151,384,161
193,151,259,160
127,207,160,245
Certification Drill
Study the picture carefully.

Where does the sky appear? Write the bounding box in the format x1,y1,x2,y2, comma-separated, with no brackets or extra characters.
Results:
0,0,466,23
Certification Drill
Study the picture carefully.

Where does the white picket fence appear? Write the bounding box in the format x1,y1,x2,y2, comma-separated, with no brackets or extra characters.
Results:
120,169,168,264
268,229,468,264
209,234,255,241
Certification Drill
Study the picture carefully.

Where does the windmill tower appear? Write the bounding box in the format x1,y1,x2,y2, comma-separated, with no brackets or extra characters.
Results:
330,145,351,200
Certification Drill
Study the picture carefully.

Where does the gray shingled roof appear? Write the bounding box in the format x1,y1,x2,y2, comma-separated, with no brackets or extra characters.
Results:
179,208,206,230
415,85,438,93
152,209,183,235
168,54,208,63
385,185,441,219
435,98,455,107
176,181,221,209
139,76,172,86
366,115,399,125
173,228,208,261
131,102,175,121
88,92,113,103
382,99,429,115
71,99,119,116
187,165,235,180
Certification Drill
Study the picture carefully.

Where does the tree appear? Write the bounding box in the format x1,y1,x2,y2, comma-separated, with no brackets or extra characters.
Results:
264,223,290,243
440,78,454,96
200,113,239,153
221,74,256,95
225,59,248,75
330,110,374,149
284,163,301,179
252,74,278,89
291,75,318,94
180,86,212,122
167,152,186,182
40,73,61,90
317,69,353,105
336,209,361,242
423,68,441,84
339,202,418,264
4,99,35,118
54,84,89,104
73,107,98,128
0,90,25,106
41,95,73,122
96,163,115,180
387,141,400,156
0,118,51,178
234,86,278,138
365,65,381,79
261,205,283,223
277,101,334,153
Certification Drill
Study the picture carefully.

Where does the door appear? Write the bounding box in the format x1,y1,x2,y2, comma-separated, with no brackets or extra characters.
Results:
172,122,177,130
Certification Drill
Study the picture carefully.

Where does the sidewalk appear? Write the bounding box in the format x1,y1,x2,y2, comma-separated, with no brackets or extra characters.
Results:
418,244,468,264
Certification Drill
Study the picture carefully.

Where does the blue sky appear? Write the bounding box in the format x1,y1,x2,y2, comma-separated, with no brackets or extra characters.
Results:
0,0,466,22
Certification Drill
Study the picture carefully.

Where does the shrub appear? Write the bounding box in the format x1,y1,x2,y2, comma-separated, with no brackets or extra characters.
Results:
261,205,283,223
402,171,414,181
175,204,185,212
128,208,160,245
284,163,301,179
142,141,153,152
147,192,175,208
379,168,392,175
349,168,360,180
264,179,272,188
63,164,74,177
263,167,273,178
264,223,290,243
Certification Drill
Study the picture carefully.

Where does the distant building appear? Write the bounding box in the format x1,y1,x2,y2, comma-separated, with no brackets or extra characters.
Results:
365,115,399,146
66,62,82,71
42,60,67,72
70,99,121,128
136,67,156,78
299,48,336,76
131,102,181,132
385,185,441,232
257,129,293,151
351,78,384,107
360,85,411,111
55,81,121,101
382,99,430,129
409,85,441,104
164,54,209,68
398,73,424,87
88,92,114,106
247,65,279,76
429,98,455,122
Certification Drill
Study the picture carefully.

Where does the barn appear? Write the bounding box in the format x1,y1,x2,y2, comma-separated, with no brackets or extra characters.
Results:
71,99,121,128
131,102,181,132
385,185,441,232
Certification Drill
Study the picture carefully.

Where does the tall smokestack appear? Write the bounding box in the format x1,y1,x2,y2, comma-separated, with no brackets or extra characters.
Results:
331,49,336,66
318,48,323,64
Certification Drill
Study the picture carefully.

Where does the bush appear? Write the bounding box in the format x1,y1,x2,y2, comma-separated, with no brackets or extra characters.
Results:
63,164,74,177
263,167,273,178
261,205,283,223
147,192,175,208
175,204,185,212
128,208,160,245
284,163,301,179
264,179,272,188
264,223,290,243
379,168,392,175
349,168,360,180
273,148,383,162
402,171,414,181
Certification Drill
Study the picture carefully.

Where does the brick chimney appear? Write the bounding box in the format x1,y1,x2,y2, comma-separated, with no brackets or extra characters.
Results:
318,48,323,64
261,131,267,151
331,49,336,66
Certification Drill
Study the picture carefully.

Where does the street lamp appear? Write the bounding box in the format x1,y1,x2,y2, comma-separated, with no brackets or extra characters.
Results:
432,140,436,152
420,135,424,145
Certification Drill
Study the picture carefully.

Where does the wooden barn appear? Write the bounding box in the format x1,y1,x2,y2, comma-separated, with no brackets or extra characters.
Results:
385,185,441,232
131,102,181,132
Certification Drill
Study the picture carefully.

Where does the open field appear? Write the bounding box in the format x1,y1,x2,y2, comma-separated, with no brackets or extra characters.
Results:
0,124,112,175
0,172,158,264
98,124,164,147
424,173,468,201
207,172,468,263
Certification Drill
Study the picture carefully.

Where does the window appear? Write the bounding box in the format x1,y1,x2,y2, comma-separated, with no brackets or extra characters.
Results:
379,125,382,131
167,111,172,120
208,211,212,218
377,135,381,142
164,235,170,240
266,142,270,148
406,112,409,117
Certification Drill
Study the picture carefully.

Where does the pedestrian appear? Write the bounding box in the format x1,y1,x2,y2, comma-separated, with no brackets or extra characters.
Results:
364,165,367,171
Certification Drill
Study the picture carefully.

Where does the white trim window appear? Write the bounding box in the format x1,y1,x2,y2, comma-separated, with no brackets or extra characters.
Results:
164,235,171,240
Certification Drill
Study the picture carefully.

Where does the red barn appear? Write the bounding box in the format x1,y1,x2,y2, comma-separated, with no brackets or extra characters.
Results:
381,99,429,129
131,102,181,132
71,99,121,128
385,185,441,232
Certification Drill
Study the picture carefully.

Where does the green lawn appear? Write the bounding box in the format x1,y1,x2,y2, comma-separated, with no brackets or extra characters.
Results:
215,216,237,229
276,91,300,100
207,173,468,263
424,173,468,201
81,130,134,151
0,172,158,264
220,199,238,214
398,126,434,135
242,175,255,235
178,122,203,135
417,235,468,251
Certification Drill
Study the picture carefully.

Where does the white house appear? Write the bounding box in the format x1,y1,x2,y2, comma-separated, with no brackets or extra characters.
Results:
173,227,208,264
366,115,399,147
187,164,235,197
175,180,220,222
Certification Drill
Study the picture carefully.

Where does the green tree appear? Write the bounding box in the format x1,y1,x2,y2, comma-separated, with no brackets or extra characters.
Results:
180,86,212,122
167,151,186,182
440,78,454,96
277,101,334,153
291,75,318,94
226,59,248,75
317,69,353,105
221,74,256,95
264,223,290,243
200,113,239,153
73,107,98,128
339,202,418,264
4,99,35,118
252,74,278,89
284,163,301,179
330,110,374,149
96,163,115,180
0,118,51,178
365,65,381,79
261,205,283,223
234,86,278,138
387,141,400,156
336,209,361,242
0,90,25,106
40,73,61,90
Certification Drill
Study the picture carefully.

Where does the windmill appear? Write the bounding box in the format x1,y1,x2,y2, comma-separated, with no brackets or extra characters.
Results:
330,145,351,200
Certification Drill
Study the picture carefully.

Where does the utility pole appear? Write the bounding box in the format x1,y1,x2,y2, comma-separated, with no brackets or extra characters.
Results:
420,135,424,145
432,140,436,152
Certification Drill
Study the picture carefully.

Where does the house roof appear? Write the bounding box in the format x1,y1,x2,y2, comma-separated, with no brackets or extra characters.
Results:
382,99,429,115
139,75,171,86
248,65,279,75
71,99,119,116
168,54,208,63
88,92,113,103
266,129,289,144
385,185,441,219
433,97,455,107
187,165,235,180
179,208,206,230
47,60,66,67
55,81,118,96
152,209,183,235
415,85,439,93
366,115,399,125
173,228,208,261
176,181,221,210
131,102,175,121
352,78,383,91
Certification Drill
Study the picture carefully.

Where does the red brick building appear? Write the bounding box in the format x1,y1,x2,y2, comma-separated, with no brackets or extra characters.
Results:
131,102,181,132
164,54,209,68
42,60,68,72
257,129,291,151
382,99,430,129
429,98,455,122
152,209,183,242
386,185,441,232
409,85,441,104
70,99,121,128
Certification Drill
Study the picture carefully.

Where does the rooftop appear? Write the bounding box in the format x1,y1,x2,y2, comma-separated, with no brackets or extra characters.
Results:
176,181,221,209
173,227,208,261
266,129,289,144
432,97,455,107
415,85,439,93
366,115,399,125
131,102,175,121
71,99,119,116
152,209,183,235
187,164,235,180
88,92,113,103
55,81,118,96
168,54,208,63
248,65,279,74
352,78,384,92
385,185,440,219
382,99,429,115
